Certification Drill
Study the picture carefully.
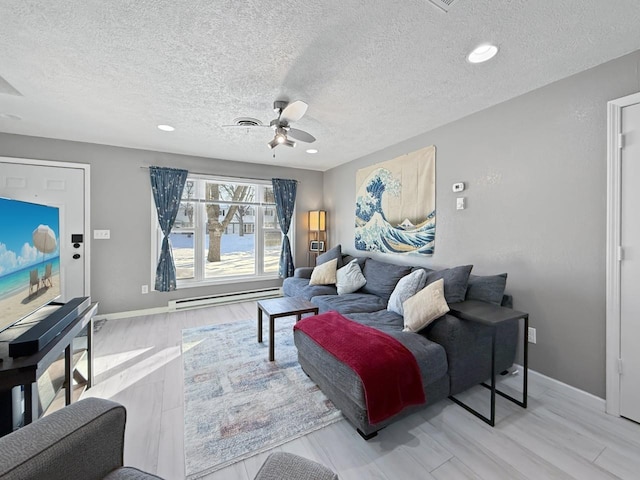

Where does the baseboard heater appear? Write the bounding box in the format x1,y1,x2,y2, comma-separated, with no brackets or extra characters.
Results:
167,287,282,311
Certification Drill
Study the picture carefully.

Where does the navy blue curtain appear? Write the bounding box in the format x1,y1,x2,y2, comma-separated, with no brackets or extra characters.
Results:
150,166,188,291
272,178,297,278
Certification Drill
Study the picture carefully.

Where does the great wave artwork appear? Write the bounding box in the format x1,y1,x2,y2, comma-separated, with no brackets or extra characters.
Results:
355,146,436,256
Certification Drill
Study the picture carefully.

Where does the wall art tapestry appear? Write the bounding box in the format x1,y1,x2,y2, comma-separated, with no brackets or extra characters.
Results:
355,145,436,255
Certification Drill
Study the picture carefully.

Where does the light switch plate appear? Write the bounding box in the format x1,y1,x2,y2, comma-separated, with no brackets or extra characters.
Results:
94,229,110,240
456,197,465,210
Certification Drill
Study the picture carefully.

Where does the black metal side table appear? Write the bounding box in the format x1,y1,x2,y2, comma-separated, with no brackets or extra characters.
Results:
447,300,529,426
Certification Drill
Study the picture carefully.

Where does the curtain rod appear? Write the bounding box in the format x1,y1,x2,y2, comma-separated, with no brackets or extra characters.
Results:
139,166,300,183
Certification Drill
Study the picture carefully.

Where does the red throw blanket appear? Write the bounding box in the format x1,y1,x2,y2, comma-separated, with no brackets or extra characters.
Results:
294,311,425,424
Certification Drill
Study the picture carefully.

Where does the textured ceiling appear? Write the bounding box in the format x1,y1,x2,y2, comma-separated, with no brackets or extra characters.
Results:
0,1,639,171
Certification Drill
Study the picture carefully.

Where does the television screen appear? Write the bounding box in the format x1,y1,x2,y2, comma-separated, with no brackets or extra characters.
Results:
0,198,61,333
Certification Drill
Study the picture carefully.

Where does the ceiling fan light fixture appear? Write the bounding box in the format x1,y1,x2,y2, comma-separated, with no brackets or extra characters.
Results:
267,135,295,149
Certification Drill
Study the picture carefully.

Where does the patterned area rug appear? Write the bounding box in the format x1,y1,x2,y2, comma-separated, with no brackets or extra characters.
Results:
182,317,341,479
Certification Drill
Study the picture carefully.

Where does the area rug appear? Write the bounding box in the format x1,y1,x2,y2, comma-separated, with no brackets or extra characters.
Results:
182,317,342,479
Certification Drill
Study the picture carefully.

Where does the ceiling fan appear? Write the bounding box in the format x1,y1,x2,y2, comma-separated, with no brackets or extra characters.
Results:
224,100,316,149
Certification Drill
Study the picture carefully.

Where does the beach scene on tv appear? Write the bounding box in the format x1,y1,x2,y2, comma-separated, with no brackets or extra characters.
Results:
0,198,61,333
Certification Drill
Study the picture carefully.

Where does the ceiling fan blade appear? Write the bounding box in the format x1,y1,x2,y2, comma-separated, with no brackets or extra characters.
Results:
279,100,308,124
287,128,316,143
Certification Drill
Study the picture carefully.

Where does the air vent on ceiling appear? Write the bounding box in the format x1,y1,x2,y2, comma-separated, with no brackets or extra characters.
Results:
0,75,22,96
233,117,263,127
428,0,457,12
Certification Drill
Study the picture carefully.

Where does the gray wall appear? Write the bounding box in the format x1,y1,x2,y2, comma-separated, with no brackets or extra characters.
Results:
323,50,640,398
0,134,324,314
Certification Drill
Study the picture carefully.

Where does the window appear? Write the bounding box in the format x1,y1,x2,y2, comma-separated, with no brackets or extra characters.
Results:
158,175,288,286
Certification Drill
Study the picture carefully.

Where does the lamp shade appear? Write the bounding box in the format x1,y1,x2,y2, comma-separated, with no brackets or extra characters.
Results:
309,210,326,231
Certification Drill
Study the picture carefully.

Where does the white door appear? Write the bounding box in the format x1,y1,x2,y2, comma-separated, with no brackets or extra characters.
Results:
0,159,89,301
620,101,640,424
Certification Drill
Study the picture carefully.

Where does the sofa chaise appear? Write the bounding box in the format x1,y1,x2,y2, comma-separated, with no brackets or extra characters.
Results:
283,246,518,439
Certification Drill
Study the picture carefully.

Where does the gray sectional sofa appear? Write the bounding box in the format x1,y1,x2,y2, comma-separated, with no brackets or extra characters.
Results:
284,246,518,438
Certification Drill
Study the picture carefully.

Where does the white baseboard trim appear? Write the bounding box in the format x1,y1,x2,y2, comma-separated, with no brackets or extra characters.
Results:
514,363,606,411
94,306,169,321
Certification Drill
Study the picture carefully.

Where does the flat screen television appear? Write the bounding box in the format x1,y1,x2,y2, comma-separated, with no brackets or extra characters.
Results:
0,197,61,333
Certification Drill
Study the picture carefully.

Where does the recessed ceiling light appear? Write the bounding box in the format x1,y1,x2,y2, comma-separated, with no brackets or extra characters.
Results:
0,113,22,120
467,44,498,64
306,149,318,154
157,124,175,132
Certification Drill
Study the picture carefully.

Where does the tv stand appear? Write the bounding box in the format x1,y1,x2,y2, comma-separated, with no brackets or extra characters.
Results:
0,299,98,436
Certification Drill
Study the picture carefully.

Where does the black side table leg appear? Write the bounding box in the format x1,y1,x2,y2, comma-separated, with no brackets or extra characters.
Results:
23,383,39,425
490,327,496,426
0,389,13,435
490,315,528,409
449,326,497,427
523,315,528,408
87,317,94,388
269,316,275,362
65,344,72,405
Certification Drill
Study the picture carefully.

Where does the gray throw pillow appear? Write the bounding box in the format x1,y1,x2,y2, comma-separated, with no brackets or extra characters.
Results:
425,264,473,303
466,273,508,305
316,245,343,268
360,258,412,302
387,269,428,315
336,259,367,295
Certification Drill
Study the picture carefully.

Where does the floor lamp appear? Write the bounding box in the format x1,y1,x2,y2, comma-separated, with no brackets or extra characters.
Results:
308,210,326,265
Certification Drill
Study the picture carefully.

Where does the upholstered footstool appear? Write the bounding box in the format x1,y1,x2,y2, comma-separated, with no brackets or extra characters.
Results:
253,452,338,480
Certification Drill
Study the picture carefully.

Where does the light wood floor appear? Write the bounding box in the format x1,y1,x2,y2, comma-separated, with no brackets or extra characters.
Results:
85,301,640,480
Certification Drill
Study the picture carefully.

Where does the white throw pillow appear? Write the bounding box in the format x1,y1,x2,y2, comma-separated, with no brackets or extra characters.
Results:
387,269,427,315
309,258,338,285
402,279,450,332
336,259,367,295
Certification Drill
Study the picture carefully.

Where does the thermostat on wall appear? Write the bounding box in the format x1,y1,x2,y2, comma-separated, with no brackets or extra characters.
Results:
452,182,465,192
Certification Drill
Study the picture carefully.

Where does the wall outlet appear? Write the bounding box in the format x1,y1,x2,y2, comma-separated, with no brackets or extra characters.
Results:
141,285,149,294
528,327,537,344
94,229,110,240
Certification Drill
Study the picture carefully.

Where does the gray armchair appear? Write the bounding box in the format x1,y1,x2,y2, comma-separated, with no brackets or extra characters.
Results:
255,452,337,480
0,398,158,480
0,398,337,480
